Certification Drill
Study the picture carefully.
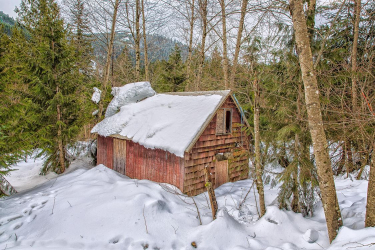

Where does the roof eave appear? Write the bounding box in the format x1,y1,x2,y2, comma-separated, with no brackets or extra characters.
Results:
184,90,232,153
184,91,250,154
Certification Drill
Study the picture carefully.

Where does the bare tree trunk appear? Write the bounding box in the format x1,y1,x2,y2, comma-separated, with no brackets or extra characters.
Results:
135,0,141,81
365,142,375,227
56,86,65,174
98,0,121,119
229,0,248,90
141,0,149,81
351,0,361,113
346,140,354,175
219,0,229,89
289,0,342,242
253,78,266,216
204,166,218,220
186,0,195,91
196,0,208,91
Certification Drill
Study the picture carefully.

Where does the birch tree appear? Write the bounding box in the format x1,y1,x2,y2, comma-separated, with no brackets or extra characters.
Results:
229,0,248,90
97,0,121,119
289,0,342,242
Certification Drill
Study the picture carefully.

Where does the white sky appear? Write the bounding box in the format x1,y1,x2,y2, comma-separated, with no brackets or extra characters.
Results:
0,0,22,18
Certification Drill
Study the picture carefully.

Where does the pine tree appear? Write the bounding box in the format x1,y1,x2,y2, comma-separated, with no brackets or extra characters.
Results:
153,44,187,92
16,0,91,174
67,0,93,75
0,25,36,174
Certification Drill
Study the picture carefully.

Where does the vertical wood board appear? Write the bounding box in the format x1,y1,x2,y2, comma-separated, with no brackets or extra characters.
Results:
113,138,126,175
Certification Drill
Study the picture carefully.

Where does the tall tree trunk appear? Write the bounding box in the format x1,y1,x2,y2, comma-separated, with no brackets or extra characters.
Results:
351,0,361,113
196,0,208,91
186,0,195,91
98,0,120,119
293,84,303,213
253,78,266,216
141,0,149,81
219,0,229,89
229,0,248,90
135,0,141,81
289,0,342,242
365,142,375,227
56,86,65,174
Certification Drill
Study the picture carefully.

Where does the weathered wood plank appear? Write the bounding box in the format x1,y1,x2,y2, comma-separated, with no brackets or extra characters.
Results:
183,95,250,196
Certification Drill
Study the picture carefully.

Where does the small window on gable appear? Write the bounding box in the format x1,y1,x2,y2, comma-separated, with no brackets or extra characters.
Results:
216,108,232,134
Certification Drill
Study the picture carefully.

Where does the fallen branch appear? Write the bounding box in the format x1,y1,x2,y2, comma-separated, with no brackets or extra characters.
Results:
191,197,202,225
143,205,148,234
51,196,56,215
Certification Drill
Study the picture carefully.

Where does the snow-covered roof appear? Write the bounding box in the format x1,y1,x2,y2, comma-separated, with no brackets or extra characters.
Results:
91,83,231,157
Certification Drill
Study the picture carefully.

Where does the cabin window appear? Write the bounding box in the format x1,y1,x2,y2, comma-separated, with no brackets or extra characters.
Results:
216,108,232,134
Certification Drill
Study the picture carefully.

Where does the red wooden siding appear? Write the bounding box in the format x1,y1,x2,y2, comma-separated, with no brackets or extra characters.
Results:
97,135,114,169
183,96,250,195
126,140,185,190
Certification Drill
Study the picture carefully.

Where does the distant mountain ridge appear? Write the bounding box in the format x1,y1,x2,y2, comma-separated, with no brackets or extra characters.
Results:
0,11,16,35
0,11,188,63
92,32,189,64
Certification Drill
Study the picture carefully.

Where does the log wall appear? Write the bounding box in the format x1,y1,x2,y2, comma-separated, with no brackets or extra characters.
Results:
183,96,250,196
126,141,185,190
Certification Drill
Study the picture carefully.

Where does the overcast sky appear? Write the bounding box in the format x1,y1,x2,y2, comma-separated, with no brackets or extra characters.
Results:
0,0,22,18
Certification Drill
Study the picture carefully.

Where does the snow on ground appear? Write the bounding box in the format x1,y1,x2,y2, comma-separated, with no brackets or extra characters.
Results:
1,157,374,250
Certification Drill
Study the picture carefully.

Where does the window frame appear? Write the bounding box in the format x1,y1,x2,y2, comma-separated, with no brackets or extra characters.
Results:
216,108,233,135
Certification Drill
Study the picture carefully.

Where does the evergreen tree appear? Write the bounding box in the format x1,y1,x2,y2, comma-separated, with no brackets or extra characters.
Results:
153,44,186,92
65,0,93,75
0,25,36,175
16,0,91,174
113,45,136,87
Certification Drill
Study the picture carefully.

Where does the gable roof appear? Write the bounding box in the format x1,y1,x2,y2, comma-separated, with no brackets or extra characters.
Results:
92,90,248,157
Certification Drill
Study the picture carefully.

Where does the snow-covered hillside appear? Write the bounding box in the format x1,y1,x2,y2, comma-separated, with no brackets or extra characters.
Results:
0,158,374,250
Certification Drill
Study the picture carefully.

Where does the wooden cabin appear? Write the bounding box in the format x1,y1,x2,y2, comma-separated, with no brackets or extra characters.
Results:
92,90,250,196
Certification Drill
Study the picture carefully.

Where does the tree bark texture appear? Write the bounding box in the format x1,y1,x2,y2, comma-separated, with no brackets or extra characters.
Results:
351,0,361,113
289,0,342,242
186,0,195,91
141,0,149,81
219,0,229,89
135,0,141,81
196,0,208,91
204,166,218,220
98,0,120,119
229,0,248,90
56,85,65,174
365,142,375,227
253,78,266,216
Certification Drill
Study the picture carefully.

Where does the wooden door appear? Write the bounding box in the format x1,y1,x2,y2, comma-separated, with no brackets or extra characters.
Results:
113,138,126,175
215,160,228,188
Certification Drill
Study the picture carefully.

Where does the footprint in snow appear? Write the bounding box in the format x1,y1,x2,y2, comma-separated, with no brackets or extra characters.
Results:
29,203,38,209
26,215,37,223
29,200,48,211
22,208,32,216
109,235,122,244
12,222,23,230
0,215,23,226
